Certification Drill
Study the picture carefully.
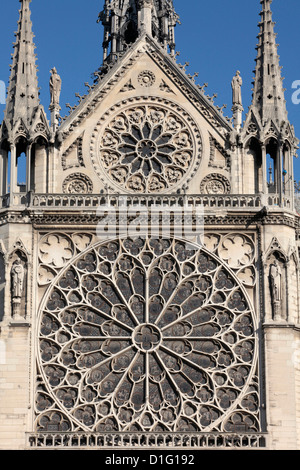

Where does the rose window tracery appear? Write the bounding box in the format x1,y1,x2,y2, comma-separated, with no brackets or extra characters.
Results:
93,100,202,193
36,237,260,434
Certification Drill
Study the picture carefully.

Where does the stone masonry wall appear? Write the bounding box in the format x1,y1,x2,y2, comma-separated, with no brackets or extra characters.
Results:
0,325,30,449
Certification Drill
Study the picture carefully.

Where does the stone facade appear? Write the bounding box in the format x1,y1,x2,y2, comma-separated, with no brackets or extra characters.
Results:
0,0,299,450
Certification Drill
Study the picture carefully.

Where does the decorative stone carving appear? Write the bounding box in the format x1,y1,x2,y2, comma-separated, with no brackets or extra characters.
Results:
200,173,231,194
39,234,74,269
38,233,95,289
201,232,256,291
120,80,135,92
62,173,93,194
10,251,27,319
246,122,259,136
38,265,56,286
49,67,62,108
232,71,243,106
268,259,285,321
34,122,47,134
61,133,85,170
11,260,24,299
93,98,202,193
137,70,156,87
137,0,153,7
159,80,174,94
269,260,282,303
15,120,27,138
218,234,255,269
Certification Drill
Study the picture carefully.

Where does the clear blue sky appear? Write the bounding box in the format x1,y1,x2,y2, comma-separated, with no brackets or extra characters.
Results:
1,0,300,180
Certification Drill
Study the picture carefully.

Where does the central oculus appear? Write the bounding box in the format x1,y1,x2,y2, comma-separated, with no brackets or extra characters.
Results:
136,139,157,159
132,323,162,352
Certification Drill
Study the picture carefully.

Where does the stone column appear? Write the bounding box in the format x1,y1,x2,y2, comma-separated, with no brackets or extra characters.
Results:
277,145,283,206
232,104,243,132
9,144,17,199
25,143,32,193
0,148,8,196
139,0,153,36
262,144,268,195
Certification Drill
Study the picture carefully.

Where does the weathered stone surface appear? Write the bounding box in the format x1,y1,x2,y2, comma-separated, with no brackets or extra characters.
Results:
0,0,299,451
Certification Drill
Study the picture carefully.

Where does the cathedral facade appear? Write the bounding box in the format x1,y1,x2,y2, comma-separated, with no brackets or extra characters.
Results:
0,0,300,450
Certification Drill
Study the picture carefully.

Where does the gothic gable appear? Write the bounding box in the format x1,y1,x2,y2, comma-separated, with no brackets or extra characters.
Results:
55,36,232,195
241,109,262,144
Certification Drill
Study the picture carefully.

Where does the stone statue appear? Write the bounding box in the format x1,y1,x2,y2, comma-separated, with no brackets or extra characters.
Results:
49,67,62,108
11,259,24,299
231,70,243,106
269,260,282,302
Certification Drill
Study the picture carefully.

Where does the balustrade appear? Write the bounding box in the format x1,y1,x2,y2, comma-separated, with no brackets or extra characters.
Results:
27,432,267,449
0,192,293,211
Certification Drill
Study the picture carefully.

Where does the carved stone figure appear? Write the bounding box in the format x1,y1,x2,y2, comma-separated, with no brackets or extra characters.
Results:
49,67,62,108
11,259,24,299
269,260,282,303
231,70,243,106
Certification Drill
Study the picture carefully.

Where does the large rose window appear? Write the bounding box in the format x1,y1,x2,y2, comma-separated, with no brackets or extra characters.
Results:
92,99,202,193
36,237,260,434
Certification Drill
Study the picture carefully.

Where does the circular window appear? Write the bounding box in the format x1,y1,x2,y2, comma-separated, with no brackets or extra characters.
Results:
91,99,202,193
36,237,259,433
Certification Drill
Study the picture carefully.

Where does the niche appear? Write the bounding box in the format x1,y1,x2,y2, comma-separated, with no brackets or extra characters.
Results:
10,250,28,319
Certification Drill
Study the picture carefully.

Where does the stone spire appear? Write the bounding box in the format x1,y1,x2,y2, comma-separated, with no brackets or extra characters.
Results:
98,0,180,63
251,0,288,125
4,0,40,133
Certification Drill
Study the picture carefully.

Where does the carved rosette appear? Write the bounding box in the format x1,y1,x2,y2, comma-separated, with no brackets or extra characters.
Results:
137,70,156,87
91,97,202,193
200,173,231,195
62,173,93,194
35,236,260,434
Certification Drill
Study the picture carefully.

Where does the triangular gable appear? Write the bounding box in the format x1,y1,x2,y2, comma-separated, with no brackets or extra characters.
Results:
262,236,288,265
12,117,29,140
58,34,232,142
30,106,51,141
242,108,262,142
61,132,85,170
264,119,281,141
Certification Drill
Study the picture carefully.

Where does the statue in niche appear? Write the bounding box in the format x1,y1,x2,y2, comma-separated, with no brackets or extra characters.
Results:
269,259,285,321
231,70,243,106
269,260,282,302
49,67,62,108
11,259,24,300
11,258,26,318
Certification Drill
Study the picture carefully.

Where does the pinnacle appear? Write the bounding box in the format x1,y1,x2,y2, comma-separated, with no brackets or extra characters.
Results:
250,0,288,125
4,0,40,132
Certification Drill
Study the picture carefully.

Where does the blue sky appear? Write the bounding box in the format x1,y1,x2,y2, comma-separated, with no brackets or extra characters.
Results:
1,0,300,181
